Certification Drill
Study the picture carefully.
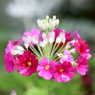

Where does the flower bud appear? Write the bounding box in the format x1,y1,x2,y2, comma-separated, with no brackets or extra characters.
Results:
37,15,59,32
11,90,17,95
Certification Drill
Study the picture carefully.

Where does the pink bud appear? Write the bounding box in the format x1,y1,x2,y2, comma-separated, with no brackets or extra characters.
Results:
11,90,17,95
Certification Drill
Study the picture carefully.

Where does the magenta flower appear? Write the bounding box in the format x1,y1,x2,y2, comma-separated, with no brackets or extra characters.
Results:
74,39,91,58
4,52,16,73
60,49,74,63
74,31,91,59
64,30,73,42
37,57,58,80
75,56,89,75
16,50,38,76
53,28,61,38
54,61,75,82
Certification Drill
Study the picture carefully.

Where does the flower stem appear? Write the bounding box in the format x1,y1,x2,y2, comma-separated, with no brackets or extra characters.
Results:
30,45,41,59
37,44,44,58
46,80,51,95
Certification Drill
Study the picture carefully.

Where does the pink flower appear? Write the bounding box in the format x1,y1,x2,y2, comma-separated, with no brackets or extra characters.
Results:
5,39,21,54
4,52,16,73
16,50,38,76
54,61,75,82
60,49,74,63
74,39,90,58
74,30,81,39
37,57,58,80
22,28,42,48
75,56,89,75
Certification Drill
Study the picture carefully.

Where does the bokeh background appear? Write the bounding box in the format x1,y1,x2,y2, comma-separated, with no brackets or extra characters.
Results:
0,0,95,95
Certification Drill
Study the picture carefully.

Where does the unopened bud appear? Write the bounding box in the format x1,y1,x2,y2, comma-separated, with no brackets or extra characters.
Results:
37,15,59,32
11,90,17,95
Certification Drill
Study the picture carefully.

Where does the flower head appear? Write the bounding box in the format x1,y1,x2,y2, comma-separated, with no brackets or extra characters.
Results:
37,15,59,32
75,56,89,75
37,57,58,80
60,49,74,63
74,39,91,59
54,61,75,82
16,50,38,76
4,15,91,82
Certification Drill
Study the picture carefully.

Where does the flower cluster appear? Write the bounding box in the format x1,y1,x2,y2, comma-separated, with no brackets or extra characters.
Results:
4,16,91,82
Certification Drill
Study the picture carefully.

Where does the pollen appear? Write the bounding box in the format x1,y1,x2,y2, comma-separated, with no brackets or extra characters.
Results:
60,69,64,72
61,54,64,58
45,65,50,70
75,63,78,66
11,51,15,55
27,62,32,66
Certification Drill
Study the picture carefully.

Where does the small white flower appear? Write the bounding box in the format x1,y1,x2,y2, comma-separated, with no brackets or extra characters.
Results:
11,45,24,55
24,43,28,49
71,61,75,65
56,32,65,43
39,39,48,47
57,53,63,58
42,32,47,39
70,48,76,53
69,39,77,45
32,37,38,44
48,31,55,43
65,43,71,49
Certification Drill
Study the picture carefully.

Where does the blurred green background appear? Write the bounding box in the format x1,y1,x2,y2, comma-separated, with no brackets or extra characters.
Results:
0,0,95,95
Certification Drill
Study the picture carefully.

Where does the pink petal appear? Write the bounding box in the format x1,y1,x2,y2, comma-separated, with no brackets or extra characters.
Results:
76,67,88,75
31,29,40,36
40,57,48,66
37,66,44,71
38,70,44,77
74,30,81,39
61,74,71,82
54,73,62,82
5,60,16,73
64,49,70,55
43,70,53,80
18,66,34,76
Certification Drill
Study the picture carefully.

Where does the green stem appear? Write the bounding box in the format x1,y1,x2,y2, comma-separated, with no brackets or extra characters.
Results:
46,80,51,95
51,44,65,61
30,44,41,60
37,44,44,58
